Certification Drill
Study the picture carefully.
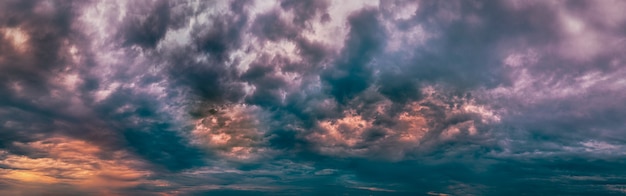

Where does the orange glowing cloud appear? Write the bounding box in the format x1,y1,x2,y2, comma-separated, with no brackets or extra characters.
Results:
312,110,372,147
0,137,155,195
307,102,429,158
191,104,274,161
306,86,499,159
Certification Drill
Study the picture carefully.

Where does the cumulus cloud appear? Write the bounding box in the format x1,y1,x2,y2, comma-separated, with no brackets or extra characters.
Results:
1,0,626,195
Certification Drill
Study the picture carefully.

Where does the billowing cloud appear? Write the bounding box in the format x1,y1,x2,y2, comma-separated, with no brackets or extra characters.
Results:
1,0,626,195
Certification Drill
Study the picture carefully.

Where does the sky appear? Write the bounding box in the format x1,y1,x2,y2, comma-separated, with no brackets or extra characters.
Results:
1,0,626,195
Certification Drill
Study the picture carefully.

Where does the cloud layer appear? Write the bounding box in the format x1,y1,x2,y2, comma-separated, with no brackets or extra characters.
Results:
2,0,626,195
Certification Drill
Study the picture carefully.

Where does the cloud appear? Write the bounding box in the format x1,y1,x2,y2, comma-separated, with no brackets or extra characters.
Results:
120,0,170,48
2,0,626,195
0,137,157,195
191,104,276,162
279,0,329,27
321,8,385,103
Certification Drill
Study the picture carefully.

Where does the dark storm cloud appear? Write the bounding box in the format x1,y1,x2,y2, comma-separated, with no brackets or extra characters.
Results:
387,1,525,90
0,0,82,148
252,11,298,41
0,0,74,95
250,7,331,65
158,0,255,109
377,71,421,104
195,0,250,61
322,8,385,104
121,0,170,48
167,49,245,104
241,58,288,107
